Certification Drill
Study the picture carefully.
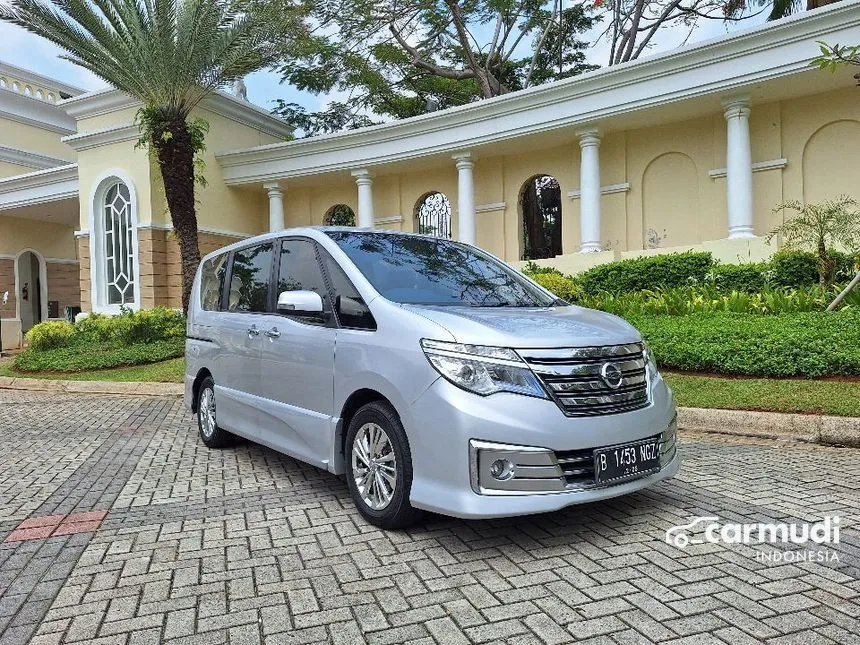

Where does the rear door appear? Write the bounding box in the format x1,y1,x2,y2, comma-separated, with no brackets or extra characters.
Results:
213,241,274,440
257,238,336,468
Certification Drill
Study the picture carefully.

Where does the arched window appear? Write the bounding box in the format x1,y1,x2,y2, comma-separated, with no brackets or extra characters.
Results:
415,192,452,238
103,182,136,306
519,175,562,260
324,204,356,226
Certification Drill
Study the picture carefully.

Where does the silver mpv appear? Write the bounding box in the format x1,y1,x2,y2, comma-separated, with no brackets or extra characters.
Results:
185,228,679,528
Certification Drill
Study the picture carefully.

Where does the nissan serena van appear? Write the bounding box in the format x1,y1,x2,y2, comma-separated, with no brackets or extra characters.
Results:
185,228,679,528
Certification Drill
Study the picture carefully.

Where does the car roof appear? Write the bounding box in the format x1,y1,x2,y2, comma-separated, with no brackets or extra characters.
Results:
199,226,452,264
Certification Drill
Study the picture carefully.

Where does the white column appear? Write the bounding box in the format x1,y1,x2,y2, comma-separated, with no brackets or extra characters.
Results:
351,169,375,228
577,128,602,252
723,96,755,239
264,182,285,232
453,152,476,245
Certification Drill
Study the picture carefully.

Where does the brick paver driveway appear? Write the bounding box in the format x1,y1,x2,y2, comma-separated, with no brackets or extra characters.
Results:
1,391,859,645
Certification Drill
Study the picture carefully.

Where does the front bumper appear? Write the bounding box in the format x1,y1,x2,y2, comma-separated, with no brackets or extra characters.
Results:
405,374,679,519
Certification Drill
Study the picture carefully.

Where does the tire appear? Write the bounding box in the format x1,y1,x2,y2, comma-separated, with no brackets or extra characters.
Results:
196,376,233,449
345,401,423,529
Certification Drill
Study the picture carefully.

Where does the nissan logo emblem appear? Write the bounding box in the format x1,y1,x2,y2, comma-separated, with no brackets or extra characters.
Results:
600,362,624,389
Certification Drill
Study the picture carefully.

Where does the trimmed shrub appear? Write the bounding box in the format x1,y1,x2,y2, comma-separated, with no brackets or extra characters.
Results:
709,262,768,292
769,250,820,288
74,307,185,345
577,252,713,295
522,261,563,276
627,311,860,377
25,321,75,351
529,273,581,302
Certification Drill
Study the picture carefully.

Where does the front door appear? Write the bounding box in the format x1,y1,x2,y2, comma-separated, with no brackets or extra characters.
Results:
257,238,336,468
213,241,274,440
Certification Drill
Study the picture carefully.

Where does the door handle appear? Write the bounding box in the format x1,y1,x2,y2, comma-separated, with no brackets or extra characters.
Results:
247,325,260,337
264,327,281,339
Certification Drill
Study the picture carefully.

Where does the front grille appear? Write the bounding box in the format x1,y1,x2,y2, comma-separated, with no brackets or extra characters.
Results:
519,343,649,417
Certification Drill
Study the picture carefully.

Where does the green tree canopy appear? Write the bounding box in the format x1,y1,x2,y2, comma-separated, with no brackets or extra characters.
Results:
244,0,598,137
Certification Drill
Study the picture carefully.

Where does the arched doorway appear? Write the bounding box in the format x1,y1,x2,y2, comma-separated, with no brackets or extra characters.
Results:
519,175,562,260
324,204,356,226
415,192,452,238
15,249,47,334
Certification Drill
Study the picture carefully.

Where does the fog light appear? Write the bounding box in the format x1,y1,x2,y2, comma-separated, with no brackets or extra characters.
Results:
489,459,515,481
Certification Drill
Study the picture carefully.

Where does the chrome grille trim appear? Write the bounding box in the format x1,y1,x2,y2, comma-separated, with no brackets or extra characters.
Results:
519,343,650,417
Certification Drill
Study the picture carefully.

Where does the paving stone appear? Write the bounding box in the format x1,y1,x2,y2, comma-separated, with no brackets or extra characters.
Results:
0,392,858,645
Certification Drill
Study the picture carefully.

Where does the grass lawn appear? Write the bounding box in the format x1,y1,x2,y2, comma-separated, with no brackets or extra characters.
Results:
665,372,860,417
2,358,857,416
0,357,184,383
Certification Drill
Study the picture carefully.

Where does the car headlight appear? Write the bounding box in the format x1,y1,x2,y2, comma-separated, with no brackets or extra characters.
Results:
420,339,547,398
642,340,658,379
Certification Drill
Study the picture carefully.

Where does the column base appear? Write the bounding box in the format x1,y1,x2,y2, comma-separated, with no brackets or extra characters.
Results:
580,242,603,253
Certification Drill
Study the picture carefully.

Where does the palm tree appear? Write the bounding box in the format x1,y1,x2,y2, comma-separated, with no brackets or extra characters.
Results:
765,0,843,21
0,0,278,312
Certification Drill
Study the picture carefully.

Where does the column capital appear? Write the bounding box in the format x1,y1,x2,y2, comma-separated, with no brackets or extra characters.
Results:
351,168,374,184
452,152,473,169
576,127,601,148
263,182,283,194
722,95,751,120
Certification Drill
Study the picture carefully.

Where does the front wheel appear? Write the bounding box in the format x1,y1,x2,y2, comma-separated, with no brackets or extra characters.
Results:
345,401,423,529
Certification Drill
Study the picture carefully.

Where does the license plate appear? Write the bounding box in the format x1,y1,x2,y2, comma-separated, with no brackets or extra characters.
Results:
594,438,661,484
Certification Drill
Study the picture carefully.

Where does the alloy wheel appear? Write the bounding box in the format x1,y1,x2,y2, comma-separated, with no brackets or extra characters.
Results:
351,422,397,510
199,387,216,439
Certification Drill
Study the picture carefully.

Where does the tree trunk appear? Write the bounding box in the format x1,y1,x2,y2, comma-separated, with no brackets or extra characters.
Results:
151,117,200,314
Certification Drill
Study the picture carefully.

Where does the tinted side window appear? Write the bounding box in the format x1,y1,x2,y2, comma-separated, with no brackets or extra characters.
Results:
227,243,273,312
200,253,227,311
320,251,376,330
277,239,330,323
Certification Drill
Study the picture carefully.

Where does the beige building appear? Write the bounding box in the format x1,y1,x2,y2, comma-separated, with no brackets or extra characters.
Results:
1,2,859,349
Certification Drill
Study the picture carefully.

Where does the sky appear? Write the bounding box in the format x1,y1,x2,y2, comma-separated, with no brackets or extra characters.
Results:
0,5,768,116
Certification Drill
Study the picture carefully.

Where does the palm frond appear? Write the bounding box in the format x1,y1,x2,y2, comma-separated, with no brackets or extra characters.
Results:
0,0,278,116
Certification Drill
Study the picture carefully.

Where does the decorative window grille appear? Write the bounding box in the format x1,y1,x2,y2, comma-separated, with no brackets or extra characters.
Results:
103,182,135,306
415,192,452,238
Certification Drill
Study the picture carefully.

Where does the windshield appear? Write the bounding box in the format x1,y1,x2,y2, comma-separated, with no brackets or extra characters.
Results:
326,231,557,307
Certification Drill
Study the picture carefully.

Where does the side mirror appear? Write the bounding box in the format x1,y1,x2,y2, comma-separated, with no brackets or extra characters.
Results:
277,290,324,316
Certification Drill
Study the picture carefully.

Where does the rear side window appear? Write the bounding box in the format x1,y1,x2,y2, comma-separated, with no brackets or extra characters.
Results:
199,253,227,311
227,242,273,312
319,251,376,330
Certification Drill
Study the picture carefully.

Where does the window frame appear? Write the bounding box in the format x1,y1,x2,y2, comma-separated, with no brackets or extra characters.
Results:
220,241,276,315
199,251,229,312
89,173,141,314
315,244,377,332
270,236,336,328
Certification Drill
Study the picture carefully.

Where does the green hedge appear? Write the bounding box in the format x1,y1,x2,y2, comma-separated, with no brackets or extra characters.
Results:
577,251,712,295
628,311,860,377
16,307,186,373
13,339,184,373
527,250,860,296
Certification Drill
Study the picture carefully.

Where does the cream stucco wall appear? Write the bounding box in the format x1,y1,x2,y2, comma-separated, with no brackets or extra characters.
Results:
0,116,75,161
0,215,77,259
274,85,859,269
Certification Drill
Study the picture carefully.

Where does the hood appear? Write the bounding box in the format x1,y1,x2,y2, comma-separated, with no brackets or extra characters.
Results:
402,304,641,348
